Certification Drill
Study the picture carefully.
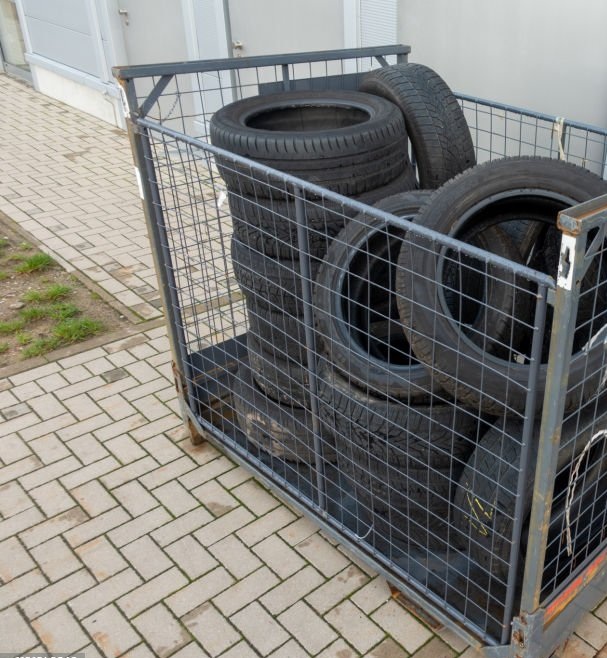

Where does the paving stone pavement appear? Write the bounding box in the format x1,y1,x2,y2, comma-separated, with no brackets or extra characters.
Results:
1,73,606,657
0,75,161,322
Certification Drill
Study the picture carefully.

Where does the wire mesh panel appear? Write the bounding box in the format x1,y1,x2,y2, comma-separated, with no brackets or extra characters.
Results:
459,95,607,176
125,49,408,142
117,47,607,652
540,221,607,603
139,126,556,642
310,197,551,643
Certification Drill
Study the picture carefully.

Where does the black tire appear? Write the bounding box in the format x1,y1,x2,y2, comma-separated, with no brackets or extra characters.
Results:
314,190,435,402
336,430,456,554
318,359,478,476
314,190,522,401
233,202,341,260
210,90,410,197
232,238,320,315
395,157,607,415
230,169,418,259
246,297,309,363
317,360,479,548
360,64,475,188
232,361,335,463
247,333,310,408
318,358,478,494
453,403,607,584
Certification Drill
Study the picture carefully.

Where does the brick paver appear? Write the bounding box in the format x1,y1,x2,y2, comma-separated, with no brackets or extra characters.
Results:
0,76,160,321
0,71,605,658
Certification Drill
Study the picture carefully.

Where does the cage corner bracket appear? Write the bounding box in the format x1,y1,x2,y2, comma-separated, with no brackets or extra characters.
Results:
509,609,545,658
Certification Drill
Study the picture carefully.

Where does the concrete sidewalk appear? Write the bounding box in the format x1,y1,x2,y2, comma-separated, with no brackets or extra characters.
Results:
0,73,605,658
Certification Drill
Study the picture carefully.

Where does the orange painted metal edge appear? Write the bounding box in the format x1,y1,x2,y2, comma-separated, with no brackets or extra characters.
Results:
544,549,607,626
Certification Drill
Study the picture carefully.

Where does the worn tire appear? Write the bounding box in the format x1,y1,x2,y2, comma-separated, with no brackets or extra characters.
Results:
246,297,309,363
314,190,436,402
210,90,410,197
232,238,320,315
315,190,523,401
360,63,475,188
318,360,479,548
336,433,457,553
230,169,418,259
248,332,310,408
317,359,478,477
233,361,335,463
453,403,607,583
396,157,607,415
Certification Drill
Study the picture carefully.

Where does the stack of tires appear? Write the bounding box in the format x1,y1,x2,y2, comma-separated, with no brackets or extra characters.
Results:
399,157,607,579
316,153,607,567
312,64,480,554
210,88,418,461
211,63,607,576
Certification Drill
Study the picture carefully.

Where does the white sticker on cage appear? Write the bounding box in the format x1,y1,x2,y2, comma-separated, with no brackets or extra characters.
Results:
134,167,144,200
557,233,577,291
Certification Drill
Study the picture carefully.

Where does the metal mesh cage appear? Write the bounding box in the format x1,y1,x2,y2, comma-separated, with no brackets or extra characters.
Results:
115,46,607,653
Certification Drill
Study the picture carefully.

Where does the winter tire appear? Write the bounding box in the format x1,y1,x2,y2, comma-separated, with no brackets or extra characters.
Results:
246,296,309,363
210,90,411,197
247,332,310,408
396,157,607,415
229,169,418,259
317,359,479,548
232,238,319,315
453,402,607,584
360,63,475,188
314,190,522,401
314,190,435,402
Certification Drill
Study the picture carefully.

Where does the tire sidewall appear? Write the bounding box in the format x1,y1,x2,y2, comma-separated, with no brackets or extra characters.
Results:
397,158,607,413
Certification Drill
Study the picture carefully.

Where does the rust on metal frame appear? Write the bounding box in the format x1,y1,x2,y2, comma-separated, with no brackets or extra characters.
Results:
557,194,607,236
172,360,185,394
543,548,607,626
388,583,442,631
187,417,206,446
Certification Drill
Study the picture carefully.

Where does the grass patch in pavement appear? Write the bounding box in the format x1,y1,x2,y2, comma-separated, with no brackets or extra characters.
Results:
0,215,127,367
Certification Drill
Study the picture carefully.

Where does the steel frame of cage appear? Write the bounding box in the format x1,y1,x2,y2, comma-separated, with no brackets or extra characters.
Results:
114,45,607,658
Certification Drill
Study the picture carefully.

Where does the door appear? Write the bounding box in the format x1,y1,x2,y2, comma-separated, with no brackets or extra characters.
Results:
226,0,345,95
190,0,233,134
113,0,190,130
112,0,230,136
115,0,188,65
227,0,344,58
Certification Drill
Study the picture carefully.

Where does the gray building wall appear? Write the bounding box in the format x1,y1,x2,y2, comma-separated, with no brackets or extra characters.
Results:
10,0,607,133
398,0,607,129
